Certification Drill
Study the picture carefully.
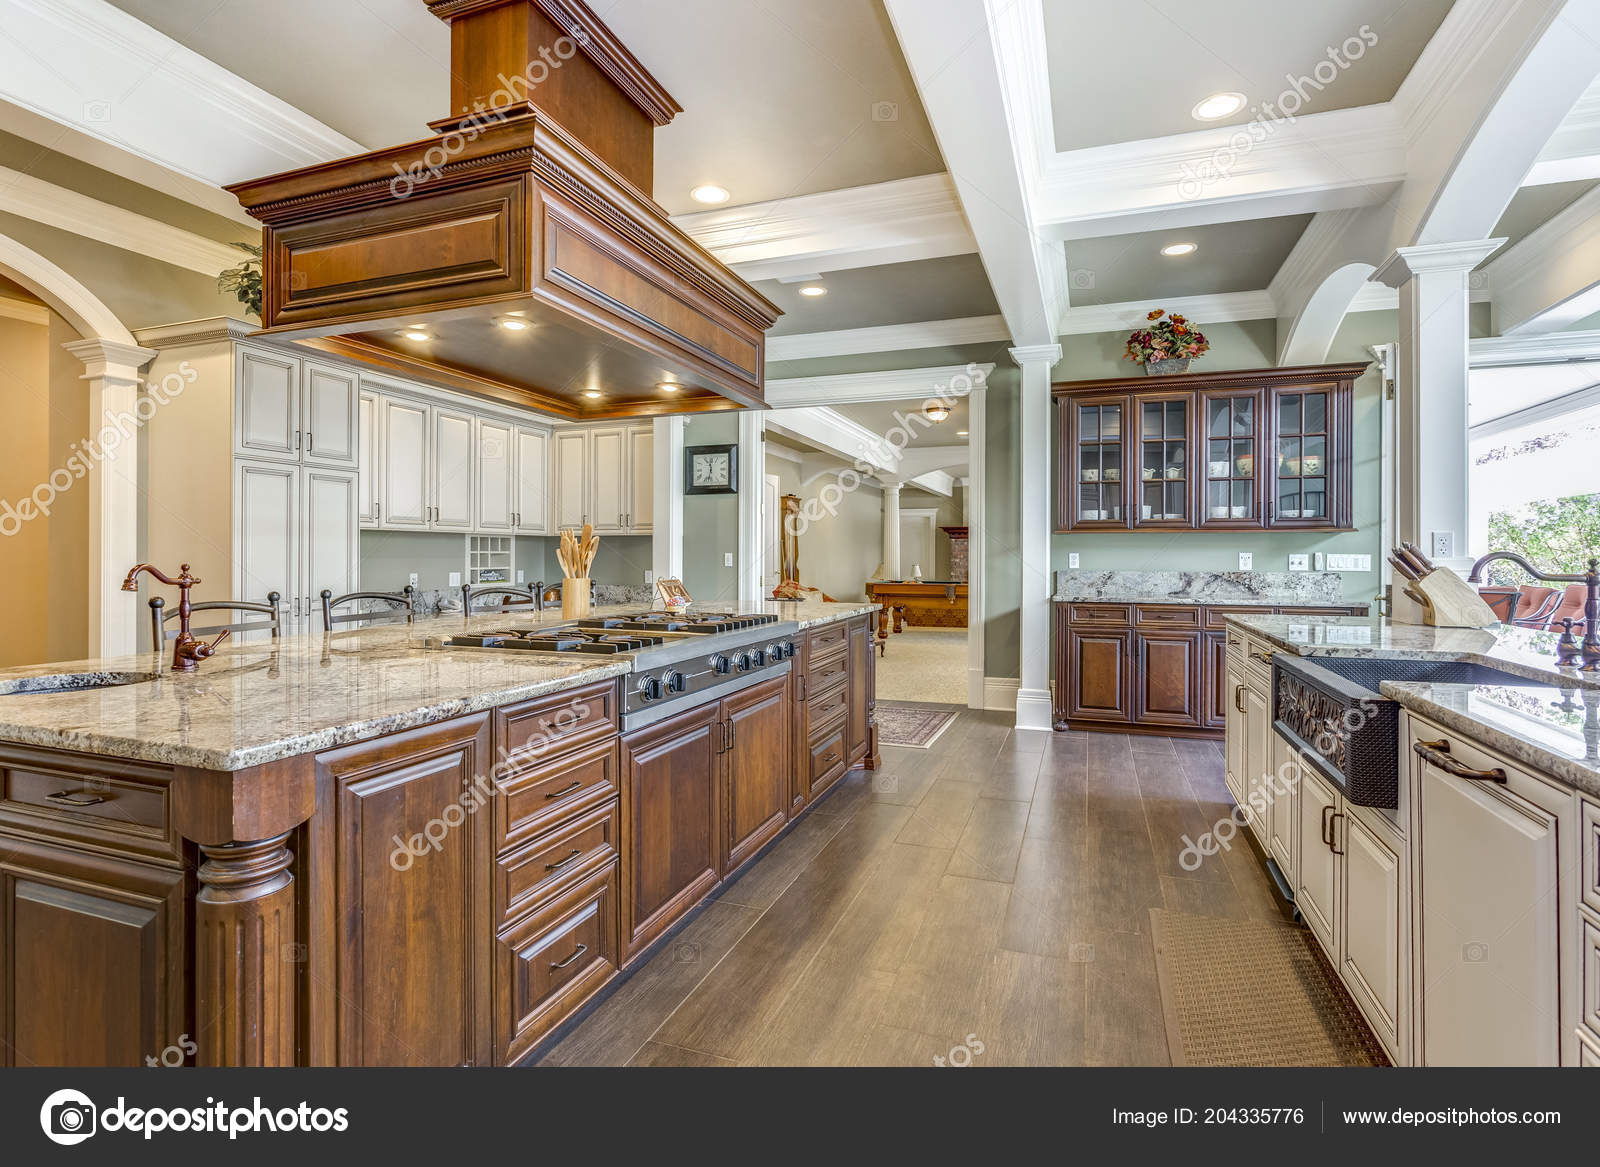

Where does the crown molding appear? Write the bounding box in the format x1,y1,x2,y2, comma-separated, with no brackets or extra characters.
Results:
62,337,159,381
1373,239,1507,287
0,0,363,189
0,293,49,325
1527,75,1600,185
1009,343,1061,367
766,315,1009,362
1059,290,1277,336
671,172,976,282
0,165,245,276
1470,329,1600,367
1392,0,1519,147
133,317,259,348
765,362,995,408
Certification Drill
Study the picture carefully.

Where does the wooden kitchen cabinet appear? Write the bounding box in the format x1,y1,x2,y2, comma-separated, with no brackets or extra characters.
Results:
619,702,722,963
0,835,188,1067
311,713,495,1067
722,674,791,873
847,614,875,766
1065,629,1132,723
1054,363,1364,532
1133,630,1201,729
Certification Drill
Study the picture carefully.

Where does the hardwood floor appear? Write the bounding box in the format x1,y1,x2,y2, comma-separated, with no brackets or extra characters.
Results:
535,711,1289,1068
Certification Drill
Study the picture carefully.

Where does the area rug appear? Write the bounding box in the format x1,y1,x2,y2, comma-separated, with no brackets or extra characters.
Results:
1149,908,1389,1067
875,704,960,749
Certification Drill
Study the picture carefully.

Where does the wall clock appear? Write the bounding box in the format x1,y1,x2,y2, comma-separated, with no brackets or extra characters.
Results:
685,443,738,494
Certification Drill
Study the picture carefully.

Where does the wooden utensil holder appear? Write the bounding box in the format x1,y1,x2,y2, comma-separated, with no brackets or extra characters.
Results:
561,577,591,619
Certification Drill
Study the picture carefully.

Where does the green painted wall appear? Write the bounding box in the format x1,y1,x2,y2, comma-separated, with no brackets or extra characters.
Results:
681,413,740,604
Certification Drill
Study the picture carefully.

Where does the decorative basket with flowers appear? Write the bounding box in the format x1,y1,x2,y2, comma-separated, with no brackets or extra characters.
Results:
1124,308,1209,375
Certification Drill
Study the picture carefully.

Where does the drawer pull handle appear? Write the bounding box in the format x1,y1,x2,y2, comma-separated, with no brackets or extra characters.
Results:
1234,684,1246,714
1250,651,1274,664
46,790,106,806
1227,637,1240,646
544,780,584,802
1412,739,1507,784
1329,811,1345,856
550,943,588,971
1321,803,1334,847
545,848,583,872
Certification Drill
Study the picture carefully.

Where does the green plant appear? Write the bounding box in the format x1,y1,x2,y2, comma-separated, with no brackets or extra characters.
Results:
217,242,263,318
1484,493,1600,583
1123,308,1210,366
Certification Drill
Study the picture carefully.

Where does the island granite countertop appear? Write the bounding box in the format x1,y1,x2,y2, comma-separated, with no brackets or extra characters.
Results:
0,600,878,771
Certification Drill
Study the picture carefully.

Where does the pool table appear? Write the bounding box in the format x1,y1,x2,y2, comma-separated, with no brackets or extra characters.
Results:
865,580,968,644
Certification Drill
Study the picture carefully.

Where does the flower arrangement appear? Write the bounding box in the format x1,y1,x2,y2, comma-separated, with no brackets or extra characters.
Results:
1124,308,1209,369
217,242,263,318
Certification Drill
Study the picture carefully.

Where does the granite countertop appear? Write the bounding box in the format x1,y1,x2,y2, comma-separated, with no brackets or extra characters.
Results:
1052,592,1316,607
0,600,877,771
1052,569,1355,608
1381,680,1600,799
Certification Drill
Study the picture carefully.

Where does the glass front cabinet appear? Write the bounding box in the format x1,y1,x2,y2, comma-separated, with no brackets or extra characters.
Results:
1054,363,1362,533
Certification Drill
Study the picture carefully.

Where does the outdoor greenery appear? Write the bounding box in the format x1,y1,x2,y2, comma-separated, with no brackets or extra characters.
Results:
1484,493,1600,583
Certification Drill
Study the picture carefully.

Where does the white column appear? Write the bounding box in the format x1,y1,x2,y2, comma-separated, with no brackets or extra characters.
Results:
651,415,684,583
966,387,986,710
880,481,902,579
736,409,764,607
1373,241,1503,622
65,338,158,660
958,476,971,525
1011,343,1062,730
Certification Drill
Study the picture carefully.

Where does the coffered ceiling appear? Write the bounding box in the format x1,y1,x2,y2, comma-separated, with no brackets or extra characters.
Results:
760,254,999,336
1061,215,1313,307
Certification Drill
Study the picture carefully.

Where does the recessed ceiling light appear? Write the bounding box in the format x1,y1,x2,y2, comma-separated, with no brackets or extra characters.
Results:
498,317,530,331
690,184,730,205
798,285,827,297
400,329,430,341
1191,92,1246,121
657,382,682,393
924,402,950,423
956,430,969,437
1161,242,1197,257
582,389,603,399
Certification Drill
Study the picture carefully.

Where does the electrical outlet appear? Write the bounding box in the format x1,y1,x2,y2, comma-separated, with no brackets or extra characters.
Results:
724,552,734,568
1430,531,1453,559
448,571,461,588
1068,553,1080,569
408,573,419,588
1313,552,1326,572
515,570,525,584
1288,553,1310,571
1238,552,1253,571
644,569,655,584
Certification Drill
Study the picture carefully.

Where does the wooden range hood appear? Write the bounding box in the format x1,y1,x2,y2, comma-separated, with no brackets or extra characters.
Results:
226,0,780,421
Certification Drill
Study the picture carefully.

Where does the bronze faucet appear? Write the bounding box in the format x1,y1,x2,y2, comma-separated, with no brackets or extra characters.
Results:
121,563,230,672
1468,552,1600,670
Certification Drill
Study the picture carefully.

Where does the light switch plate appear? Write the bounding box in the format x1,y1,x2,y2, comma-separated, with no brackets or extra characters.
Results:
1325,553,1373,572
644,569,655,584
1238,552,1253,571
724,553,734,568
1288,553,1310,571
408,573,419,588
448,571,461,588
1313,552,1326,572
515,570,525,584
1069,553,1080,569
1431,531,1454,559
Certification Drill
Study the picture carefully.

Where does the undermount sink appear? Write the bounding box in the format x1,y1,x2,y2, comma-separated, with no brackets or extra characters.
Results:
0,671,160,695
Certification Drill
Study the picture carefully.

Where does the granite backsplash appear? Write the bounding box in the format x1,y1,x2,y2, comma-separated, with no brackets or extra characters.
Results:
1053,569,1346,606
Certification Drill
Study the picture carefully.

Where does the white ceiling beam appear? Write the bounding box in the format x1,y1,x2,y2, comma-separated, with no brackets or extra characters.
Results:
0,164,244,275
896,447,971,480
0,0,362,190
1059,290,1276,336
907,470,955,497
885,0,1063,346
1525,76,1600,185
765,314,1008,362
1484,182,1600,333
763,406,901,477
765,362,994,408
1470,328,1600,365
671,173,976,282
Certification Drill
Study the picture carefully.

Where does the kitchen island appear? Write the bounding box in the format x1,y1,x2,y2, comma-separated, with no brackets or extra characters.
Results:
1221,612,1600,1066
0,600,878,1067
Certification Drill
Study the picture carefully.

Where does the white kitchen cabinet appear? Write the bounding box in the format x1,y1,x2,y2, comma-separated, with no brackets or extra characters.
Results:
1341,808,1405,1060
475,417,514,532
1267,731,1300,886
1243,680,1271,848
358,393,380,527
1297,764,1340,959
514,425,549,534
1223,659,1245,805
300,467,360,622
627,424,654,533
431,407,475,530
301,360,359,468
589,425,627,533
553,429,589,529
1410,716,1576,1066
235,346,300,462
234,459,299,633
379,396,430,529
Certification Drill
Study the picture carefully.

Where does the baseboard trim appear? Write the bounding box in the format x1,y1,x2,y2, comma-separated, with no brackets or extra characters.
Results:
982,676,1020,711
1014,688,1053,731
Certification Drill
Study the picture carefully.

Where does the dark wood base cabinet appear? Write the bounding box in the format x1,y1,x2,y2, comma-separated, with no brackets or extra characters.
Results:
1053,601,1367,738
0,617,878,1066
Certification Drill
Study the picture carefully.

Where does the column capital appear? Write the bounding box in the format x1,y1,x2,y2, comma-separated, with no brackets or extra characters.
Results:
1373,240,1506,288
63,337,158,386
880,480,902,496
1009,343,1062,368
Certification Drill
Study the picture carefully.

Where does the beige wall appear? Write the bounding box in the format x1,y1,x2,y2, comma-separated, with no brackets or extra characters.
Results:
0,307,53,665
46,312,89,662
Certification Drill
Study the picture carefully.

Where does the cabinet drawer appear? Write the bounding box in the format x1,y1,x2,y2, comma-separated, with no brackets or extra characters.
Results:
1134,605,1200,628
1242,636,1277,678
498,799,619,923
1069,604,1132,626
805,621,849,662
498,738,618,854
805,651,850,694
0,748,177,863
808,715,849,795
495,861,618,1065
805,681,850,738
1583,797,1600,918
1205,606,1262,629
1584,910,1600,1041
496,680,619,765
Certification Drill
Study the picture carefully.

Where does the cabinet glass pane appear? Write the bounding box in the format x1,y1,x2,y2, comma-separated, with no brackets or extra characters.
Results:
1278,436,1301,476
1233,398,1253,435
1279,481,1301,517
1076,403,1125,522
1209,400,1229,438
1279,395,1301,433
1302,434,1326,477
1165,400,1186,437
1302,479,1326,518
1079,406,1099,441
1231,480,1251,515
1304,393,1327,433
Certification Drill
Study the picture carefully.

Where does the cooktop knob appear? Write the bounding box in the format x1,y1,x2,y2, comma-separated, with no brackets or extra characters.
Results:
748,647,767,667
666,670,688,694
711,654,731,675
733,651,751,672
636,675,662,701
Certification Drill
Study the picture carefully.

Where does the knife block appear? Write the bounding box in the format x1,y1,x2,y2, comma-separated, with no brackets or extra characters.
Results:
1406,567,1499,628
561,577,591,620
